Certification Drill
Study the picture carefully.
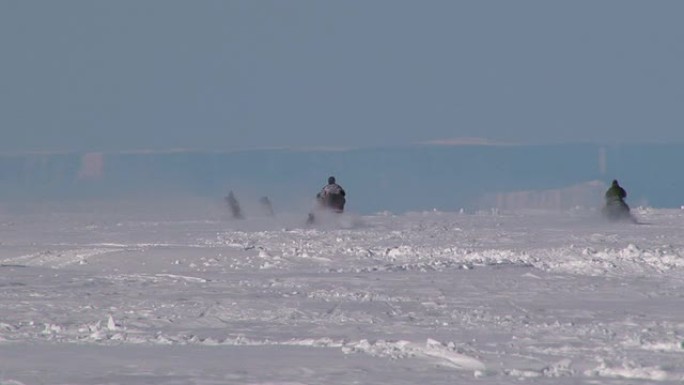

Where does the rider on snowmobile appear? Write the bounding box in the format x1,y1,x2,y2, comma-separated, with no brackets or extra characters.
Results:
316,176,346,213
603,179,631,221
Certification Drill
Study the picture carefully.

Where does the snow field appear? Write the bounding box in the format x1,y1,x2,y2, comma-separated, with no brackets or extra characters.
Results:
1,205,683,384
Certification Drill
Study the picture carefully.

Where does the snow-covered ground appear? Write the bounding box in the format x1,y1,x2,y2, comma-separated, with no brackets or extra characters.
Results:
1,201,683,384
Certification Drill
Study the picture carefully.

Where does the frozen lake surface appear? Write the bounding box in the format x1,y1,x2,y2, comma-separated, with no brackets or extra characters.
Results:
1,202,683,384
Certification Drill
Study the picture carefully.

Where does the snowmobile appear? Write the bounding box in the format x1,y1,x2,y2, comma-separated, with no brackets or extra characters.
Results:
316,192,345,213
306,193,346,225
225,191,244,219
601,197,634,222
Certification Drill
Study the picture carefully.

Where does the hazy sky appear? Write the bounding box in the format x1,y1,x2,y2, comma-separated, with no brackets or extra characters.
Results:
1,1,683,152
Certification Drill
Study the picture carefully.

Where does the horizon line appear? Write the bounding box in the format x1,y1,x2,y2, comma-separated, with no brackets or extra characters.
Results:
0,140,681,156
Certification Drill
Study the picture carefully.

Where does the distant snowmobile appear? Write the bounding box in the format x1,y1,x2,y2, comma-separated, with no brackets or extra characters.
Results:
602,198,632,222
259,196,274,217
307,176,347,225
601,180,635,223
316,176,346,213
306,213,316,226
225,191,244,219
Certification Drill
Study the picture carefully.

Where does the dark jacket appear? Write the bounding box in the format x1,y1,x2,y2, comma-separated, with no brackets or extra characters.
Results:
605,181,626,202
317,183,346,211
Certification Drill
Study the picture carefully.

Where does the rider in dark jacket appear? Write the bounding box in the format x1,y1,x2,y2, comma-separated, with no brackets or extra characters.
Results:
316,176,346,212
603,179,631,221
605,179,627,202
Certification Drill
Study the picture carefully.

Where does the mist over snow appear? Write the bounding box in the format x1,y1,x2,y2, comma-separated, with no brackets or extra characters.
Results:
1,143,684,214
1,202,684,384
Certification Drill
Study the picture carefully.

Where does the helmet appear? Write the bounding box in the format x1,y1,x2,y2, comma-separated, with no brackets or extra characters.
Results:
328,176,336,184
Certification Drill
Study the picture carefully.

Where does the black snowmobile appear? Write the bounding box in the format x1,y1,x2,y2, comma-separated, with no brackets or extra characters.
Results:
601,180,636,223
602,197,633,222
307,177,346,225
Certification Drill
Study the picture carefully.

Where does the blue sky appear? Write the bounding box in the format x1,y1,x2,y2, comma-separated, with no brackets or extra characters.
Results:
1,1,683,152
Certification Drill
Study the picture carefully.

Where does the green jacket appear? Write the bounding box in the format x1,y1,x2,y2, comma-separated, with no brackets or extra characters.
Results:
605,182,626,202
